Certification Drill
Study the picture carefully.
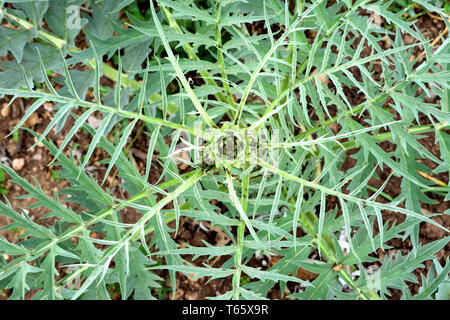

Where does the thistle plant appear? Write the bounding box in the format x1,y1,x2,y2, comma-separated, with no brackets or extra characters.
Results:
0,0,449,300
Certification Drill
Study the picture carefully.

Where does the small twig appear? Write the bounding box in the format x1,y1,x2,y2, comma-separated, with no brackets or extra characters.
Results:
417,170,448,187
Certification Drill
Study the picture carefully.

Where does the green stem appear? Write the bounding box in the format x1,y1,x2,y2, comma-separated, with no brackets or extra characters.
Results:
0,88,196,135
161,6,229,106
1,169,200,282
282,190,375,300
367,185,394,202
99,62,178,114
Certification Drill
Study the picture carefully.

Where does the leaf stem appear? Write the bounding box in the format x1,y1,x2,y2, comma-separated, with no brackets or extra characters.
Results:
149,0,215,128
0,8,66,49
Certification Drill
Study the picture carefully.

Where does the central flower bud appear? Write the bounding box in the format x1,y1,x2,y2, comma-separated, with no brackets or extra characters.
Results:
202,122,257,170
